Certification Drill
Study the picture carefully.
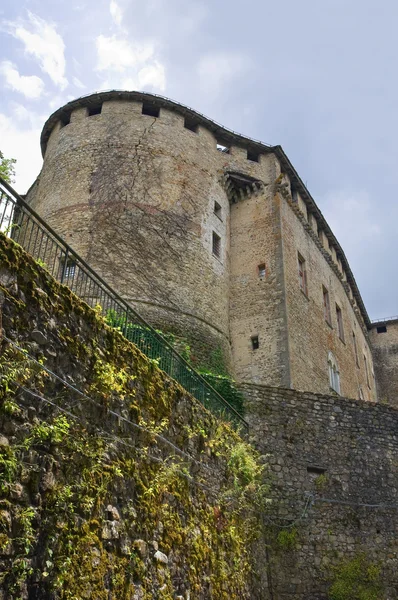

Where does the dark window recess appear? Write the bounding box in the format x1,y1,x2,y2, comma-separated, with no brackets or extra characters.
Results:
291,187,299,202
60,113,71,128
307,466,326,475
142,103,160,117
217,142,230,153
251,335,259,350
88,104,102,116
247,149,260,162
212,231,221,258
61,259,76,279
184,116,199,133
214,201,222,219
377,325,387,334
258,263,266,278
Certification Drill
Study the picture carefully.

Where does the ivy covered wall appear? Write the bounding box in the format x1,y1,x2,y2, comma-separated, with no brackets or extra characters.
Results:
0,233,268,600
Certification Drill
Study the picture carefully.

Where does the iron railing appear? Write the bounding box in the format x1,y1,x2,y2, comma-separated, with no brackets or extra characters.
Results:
0,177,248,432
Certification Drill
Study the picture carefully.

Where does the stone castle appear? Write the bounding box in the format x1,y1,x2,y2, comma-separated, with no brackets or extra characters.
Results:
25,90,397,404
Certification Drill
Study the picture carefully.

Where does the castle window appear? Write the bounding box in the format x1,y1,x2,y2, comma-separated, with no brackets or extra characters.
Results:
214,201,222,219
142,103,160,118
88,104,102,116
353,332,360,367
336,304,345,342
298,253,308,296
364,354,371,388
328,352,340,394
251,335,259,350
60,113,71,128
291,187,299,202
323,286,331,325
377,325,387,333
307,466,326,476
61,258,76,280
212,231,221,258
217,142,230,154
184,116,199,133
258,263,266,278
247,149,260,162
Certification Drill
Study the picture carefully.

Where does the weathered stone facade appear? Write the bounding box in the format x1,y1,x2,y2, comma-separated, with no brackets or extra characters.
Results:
243,382,398,599
0,233,265,599
370,318,398,405
25,91,377,399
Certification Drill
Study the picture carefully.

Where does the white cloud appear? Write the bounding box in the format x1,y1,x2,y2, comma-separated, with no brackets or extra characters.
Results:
8,12,68,90
72,76,85,90
110,0,123,26
0,61,44,99
122,62,166,92
96,34,166,92
0,112,43,193
197,52,249,96
96,35,154,72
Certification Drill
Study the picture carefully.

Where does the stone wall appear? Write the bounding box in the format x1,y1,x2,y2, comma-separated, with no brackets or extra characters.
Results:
370,319,398,405
0,233,265,600
242,382,398,600
278,178,376,400
229,155,291,387
26,95,276,376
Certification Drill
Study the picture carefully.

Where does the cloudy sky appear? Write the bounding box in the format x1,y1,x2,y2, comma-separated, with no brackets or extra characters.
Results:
0,0,396,319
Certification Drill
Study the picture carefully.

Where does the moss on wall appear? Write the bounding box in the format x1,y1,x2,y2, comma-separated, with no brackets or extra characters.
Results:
0,233,267,599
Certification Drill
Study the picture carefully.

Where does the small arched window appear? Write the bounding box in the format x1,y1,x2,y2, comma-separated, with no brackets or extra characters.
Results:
328,352,340,394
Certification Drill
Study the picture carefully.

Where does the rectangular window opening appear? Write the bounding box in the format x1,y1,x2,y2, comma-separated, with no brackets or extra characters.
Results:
258,263,266,278
298,253,308,296
353,332,359,367
60,113,71,128
247,149,260,162
323,286,331,324
377,325,387,334
212,231,221,258
184,116,199,133
291,187,299,202
214,201,222,219
142,103,160,118
307,466,326,476
88,104,102,117
216,142,230,154
61,258,76,279
336,304,345,342
251,335,259,350
364,355,371,388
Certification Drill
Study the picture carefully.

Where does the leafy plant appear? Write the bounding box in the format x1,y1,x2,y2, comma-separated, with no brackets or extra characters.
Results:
277,528,298,550
0,150,16,183
328,553,383,600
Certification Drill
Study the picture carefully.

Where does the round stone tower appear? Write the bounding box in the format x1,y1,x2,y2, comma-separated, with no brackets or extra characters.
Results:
26,91,275,375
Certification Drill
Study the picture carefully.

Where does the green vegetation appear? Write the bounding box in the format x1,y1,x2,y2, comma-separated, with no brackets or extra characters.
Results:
276,528,298,550
105,310,245,416
0,232,268,599
328,554,383,600
0,150,16,184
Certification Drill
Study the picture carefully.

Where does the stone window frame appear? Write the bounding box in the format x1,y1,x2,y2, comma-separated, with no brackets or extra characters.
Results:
328,351,340,394
212,231,221,259
352,331,360,368
364,354,371,389
336,303,345,342
298,253,308,297
323,286,332,326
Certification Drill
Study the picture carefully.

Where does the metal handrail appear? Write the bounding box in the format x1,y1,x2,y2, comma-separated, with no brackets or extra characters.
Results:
0,177,248,432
